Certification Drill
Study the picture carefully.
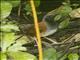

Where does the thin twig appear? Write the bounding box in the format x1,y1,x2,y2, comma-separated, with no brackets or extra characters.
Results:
43,36,58,44
60,34,76,43
18,1,21,16
52,40,80,46
51,34,76,45
70,45,80,50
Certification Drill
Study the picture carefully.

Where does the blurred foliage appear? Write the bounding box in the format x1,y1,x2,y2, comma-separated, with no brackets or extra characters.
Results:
59,18,70,29
24,0,40,15
0,0,80,60
43,48,57,60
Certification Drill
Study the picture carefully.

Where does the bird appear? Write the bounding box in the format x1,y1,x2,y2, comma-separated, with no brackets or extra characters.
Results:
19,21,47,37
19,4,73,37
19,13,58,37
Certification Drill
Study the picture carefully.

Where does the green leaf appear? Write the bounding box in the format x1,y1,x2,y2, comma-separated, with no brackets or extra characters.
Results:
34,0,40,7
8,51,37,60
1,24,19,32
24,0,40,15
9,0,20,7
59,18,70,29
43,48,57,60
0,52,7,60
58,5,72,16
69,8,80,18
1,33,16,52
59,54,67,60
7,43,26,52
24,4,32,15
1,0,20,7
1,1,12,20
54,14,62,21
8,36,28,52
68,53,79,60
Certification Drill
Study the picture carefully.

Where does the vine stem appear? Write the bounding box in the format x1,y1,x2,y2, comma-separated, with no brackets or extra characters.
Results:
30,0,43,60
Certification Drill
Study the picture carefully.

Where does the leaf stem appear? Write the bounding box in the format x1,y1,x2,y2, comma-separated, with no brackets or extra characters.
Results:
30,0,43,60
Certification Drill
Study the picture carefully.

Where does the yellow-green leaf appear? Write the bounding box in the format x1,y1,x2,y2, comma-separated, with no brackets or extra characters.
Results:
1,1,12,20
1,33,16,52
8,51,37,60
54,14,62,21
0,52,7,60
8,36,28,52
1,24,19,32
58,5,72,16
68,53,79,60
